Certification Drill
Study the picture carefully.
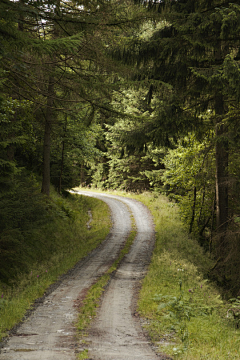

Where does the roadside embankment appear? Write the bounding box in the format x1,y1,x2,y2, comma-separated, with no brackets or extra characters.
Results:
130,192,240,359
79,188,240,359
0,189,111,342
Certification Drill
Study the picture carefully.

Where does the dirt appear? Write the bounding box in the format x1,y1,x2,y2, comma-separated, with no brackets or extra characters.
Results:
0,192,170,360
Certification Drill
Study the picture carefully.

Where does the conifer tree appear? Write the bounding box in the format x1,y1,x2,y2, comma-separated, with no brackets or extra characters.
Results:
122,0,240,234
1,0,145,195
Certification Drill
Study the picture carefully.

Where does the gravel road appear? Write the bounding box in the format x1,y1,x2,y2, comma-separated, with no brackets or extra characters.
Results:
0,191,163,360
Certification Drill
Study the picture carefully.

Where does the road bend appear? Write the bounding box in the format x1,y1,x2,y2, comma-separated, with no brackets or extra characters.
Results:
0,191,160,360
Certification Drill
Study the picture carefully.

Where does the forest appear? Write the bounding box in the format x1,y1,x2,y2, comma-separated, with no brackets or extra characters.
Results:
1,0,240,298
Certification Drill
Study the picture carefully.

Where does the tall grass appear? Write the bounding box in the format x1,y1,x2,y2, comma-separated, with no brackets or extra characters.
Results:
0,189,111,341
130,192,240,359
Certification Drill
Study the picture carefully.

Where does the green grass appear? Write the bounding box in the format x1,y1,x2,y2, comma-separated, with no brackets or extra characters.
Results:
6,185,239,359
0,191,111,341
128,192,240,359
78,349,89,359
77,188,240,359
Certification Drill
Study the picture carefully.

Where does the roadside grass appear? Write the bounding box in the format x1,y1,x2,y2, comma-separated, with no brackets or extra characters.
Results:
76,188,240,359
130,192,240,359
0,190,111,342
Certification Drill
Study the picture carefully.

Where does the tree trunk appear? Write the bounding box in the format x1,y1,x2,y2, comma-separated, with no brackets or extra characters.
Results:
18,0,24,32
189,186,197,234
215,94,228,232
197,186,205,226
80,164,85,186
59,139,65,194
209,194,215,253
41,77,54,196
59,116,67,194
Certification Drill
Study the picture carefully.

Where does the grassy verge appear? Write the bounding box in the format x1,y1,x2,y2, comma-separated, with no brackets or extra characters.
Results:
61,188,240,358
77,188,240,359
126,192,240,359
0,190,111,342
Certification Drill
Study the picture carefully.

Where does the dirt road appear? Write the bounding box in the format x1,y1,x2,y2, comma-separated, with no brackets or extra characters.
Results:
0,191,161,360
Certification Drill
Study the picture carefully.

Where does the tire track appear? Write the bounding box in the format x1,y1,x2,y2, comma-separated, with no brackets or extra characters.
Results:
78,192,160,360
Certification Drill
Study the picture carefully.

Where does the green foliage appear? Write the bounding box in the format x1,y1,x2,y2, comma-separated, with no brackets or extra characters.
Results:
51,113,103,191
157,129,240,293
88,95,166,191
115,0,240,234
106,153,152,191
0,0,146,197
78,349,89,360
160,134,215,238
154,281,214,355
0,98,34,192
227,297,240,328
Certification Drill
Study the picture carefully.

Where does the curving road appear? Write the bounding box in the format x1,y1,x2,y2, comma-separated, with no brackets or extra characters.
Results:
0,191,160,360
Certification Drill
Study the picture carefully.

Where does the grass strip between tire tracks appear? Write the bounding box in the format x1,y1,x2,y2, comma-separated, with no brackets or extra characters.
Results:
77,213,136,360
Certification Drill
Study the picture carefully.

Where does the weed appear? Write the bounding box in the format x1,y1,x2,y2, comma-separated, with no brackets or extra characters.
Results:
226,297,240,328
78,349,89,359
0,298,7,311
154,278,214,355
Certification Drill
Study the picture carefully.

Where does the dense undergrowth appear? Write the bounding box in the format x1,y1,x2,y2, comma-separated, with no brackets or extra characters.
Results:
0,180,111,341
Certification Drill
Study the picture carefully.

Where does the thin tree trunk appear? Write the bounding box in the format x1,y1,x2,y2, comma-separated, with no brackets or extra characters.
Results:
189,186,197,234
80,164,85,186
41,0,59,196
209,191,216,253
215,94,228,233
59,116,67,194
199,216,211,237
18,0,24,31
197,186,205,226
59,140,65,194
41,77,54,196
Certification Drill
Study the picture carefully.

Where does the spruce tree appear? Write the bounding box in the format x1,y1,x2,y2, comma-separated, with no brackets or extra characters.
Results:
1,0,145,195
123,0,240,234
